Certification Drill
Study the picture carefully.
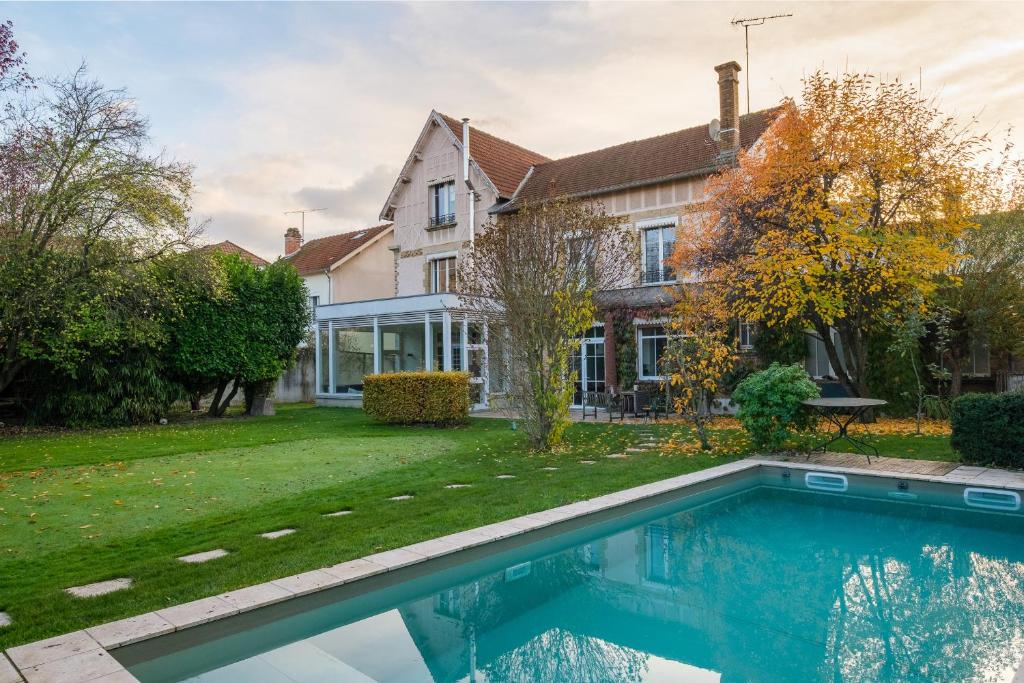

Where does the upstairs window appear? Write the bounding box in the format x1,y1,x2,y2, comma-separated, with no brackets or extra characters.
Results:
308,295,320,309
641,223,676,284
431,256,457,293
429,180,457,228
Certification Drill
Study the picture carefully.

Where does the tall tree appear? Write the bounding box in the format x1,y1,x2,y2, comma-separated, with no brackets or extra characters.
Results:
680,72,995,400
932,209,1024,396
167,254,310,417
0,61,197,394
459,200,635,450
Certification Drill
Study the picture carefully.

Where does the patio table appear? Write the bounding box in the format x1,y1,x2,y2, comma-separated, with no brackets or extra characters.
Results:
802,397,888,462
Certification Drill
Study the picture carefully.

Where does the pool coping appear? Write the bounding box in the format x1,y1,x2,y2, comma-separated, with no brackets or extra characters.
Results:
4,456,1024,683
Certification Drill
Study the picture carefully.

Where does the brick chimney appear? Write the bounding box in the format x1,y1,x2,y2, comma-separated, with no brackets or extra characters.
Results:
714,61,742,159
284,227,302,256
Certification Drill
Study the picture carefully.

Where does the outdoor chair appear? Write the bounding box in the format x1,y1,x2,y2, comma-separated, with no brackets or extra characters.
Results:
579,391,605,420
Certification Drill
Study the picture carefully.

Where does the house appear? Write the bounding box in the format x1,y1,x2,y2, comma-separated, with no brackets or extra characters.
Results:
283,224,395,308
314,60,779,409
198,240,269,267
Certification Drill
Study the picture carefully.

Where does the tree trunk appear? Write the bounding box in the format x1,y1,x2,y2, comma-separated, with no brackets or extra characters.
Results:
949,360,963,398
189,391,202,412
207,380,227,417
208,378,241,417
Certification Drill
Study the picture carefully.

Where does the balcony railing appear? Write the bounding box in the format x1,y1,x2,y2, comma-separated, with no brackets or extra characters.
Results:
640,266,676,285
428,213,457,229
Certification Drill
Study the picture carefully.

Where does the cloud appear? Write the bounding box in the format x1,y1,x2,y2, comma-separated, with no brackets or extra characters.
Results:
293,165,399,235
16,1,1024,262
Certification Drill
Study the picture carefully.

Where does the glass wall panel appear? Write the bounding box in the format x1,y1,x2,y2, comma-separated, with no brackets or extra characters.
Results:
332,326,373,394
379,323,427,373
452,320,465,371
318,326,329,394
430,321,445,371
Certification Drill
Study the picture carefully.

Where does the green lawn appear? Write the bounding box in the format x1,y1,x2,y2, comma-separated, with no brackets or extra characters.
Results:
0,404,955,648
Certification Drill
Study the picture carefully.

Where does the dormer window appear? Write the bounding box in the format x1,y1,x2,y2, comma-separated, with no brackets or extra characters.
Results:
429,180,457,228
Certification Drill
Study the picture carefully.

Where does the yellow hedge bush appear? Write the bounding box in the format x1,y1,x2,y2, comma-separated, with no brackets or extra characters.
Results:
362,371,470,425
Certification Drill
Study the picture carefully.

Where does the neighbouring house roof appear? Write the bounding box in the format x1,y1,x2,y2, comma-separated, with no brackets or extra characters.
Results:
199,240,269,267
499,107,782,210
284,223,393,276
436,113,551,197
380,111,549,221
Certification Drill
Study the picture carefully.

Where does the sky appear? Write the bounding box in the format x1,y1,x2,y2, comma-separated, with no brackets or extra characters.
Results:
6,2,1024,260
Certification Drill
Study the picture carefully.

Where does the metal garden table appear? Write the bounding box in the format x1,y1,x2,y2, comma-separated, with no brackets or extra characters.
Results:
802,397,888,462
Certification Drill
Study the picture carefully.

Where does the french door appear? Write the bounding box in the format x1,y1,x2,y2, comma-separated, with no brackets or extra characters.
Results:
572,328,606,406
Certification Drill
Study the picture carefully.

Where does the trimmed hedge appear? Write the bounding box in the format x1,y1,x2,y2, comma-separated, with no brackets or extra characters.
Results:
950,391,1024,467
363,371,470,425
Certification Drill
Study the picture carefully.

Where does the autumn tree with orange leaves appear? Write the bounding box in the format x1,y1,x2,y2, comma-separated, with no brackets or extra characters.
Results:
676,72,1004,400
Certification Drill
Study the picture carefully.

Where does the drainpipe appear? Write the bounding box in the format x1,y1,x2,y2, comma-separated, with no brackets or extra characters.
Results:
462,118,476,247
323,268,332,305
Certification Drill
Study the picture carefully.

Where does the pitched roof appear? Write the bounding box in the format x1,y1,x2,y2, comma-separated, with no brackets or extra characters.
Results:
284,224,392,276
504,107,782,208
199,240,269,267
437,113,550,197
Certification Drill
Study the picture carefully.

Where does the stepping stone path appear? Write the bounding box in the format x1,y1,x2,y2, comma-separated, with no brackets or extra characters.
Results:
445,484,472,489
0,612,11,628
323,510,352,517
495,474,516,479
579,460,596,465
260,528,295,540
606,453,630,459
540,467,559,471
178,549,229,564
65,577,133,598
389,495,414,501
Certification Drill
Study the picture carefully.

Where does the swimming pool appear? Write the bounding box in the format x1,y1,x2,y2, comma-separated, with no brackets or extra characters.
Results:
115,465,1024,682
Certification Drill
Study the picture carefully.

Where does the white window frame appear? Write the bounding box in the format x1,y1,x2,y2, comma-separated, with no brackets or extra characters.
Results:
430,254,457,293
805,328,844,379
637,325,670,381
636,216,678,285
738,320,754,350
429,179,457,227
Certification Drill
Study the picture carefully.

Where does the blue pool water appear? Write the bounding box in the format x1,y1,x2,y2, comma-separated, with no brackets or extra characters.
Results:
123,479,1024,682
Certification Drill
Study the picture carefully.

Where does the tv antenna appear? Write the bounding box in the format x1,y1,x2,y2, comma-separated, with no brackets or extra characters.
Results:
731,13,792,114
283,207,326,239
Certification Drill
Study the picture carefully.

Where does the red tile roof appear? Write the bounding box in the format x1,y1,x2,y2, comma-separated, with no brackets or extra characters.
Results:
199,240,269,267
284,224,392,276
506,107,782,207
438,113,550,198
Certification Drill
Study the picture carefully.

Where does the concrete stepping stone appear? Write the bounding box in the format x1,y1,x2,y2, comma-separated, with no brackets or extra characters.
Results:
389,495,414,501
260,528,295,540
540,467,559,471
495,474,516,479
579,460,596,465
626,447,645,452
65,577,133,598
606,453,630,459
323,510,352,517
178,549,229,564
445,484,472,489
0,612,10,627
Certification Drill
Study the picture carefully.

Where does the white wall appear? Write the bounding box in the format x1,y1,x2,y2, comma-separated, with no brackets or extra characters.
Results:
302,272,331,306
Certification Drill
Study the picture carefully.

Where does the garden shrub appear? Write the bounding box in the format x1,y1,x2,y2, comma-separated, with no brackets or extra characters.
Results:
950,391,1024,467
732,363,820,451
363,371,470,425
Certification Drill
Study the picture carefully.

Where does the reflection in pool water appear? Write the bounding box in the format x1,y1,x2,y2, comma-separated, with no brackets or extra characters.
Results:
137,487,1024,683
